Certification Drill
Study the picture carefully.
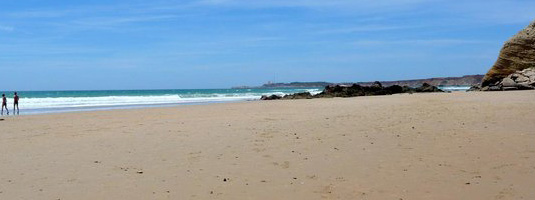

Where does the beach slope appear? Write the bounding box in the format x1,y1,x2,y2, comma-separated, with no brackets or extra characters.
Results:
1,91,534,199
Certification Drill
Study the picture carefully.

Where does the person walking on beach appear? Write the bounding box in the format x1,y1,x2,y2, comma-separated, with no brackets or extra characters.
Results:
1,94,8,115
13,92,19,115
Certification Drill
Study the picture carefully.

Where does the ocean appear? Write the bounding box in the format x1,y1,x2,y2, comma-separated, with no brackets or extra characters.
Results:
0,86,470,115
0,88,323,115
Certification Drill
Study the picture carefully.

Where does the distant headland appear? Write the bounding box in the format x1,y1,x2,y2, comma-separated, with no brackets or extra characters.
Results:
233,74,484,89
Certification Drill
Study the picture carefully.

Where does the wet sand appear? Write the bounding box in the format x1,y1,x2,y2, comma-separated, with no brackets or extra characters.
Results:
0,91,534,199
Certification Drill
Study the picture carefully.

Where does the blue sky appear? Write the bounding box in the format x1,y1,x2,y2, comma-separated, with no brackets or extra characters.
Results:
1,0,534,90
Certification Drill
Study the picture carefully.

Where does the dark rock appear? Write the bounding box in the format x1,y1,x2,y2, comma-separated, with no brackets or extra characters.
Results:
511,74,520,79
401,86,415,93
282,92,313,100
414,83,444,93
384,85,404,94
467,85,481,91
488,86,502,91
316,83,398,98
262,82,443,100
316,84,365,98
371,81,383,89
260,95,282,100
517,83,534,90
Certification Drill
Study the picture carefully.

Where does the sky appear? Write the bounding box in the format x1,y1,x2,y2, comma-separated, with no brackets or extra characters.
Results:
0,0,534,90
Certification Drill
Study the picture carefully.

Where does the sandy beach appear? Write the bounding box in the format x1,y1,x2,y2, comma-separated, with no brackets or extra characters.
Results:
0,91,534,200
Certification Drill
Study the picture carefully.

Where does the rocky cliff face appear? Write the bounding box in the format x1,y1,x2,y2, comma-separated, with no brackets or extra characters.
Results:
482,20,535,87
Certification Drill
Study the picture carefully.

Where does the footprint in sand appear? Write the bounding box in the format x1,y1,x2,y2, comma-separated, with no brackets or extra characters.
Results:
315,184,335,199
253,148,266,153
272,161,290,169
188,151,202,162
495,187,516,199
259,132,274,139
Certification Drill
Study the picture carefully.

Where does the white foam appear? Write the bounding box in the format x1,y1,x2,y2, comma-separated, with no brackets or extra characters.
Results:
16,95,260,110
8,89,324,114
439,86,471,91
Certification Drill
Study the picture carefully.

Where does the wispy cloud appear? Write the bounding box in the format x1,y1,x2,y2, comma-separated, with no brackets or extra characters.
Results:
0,25,14,32
315,25,418,35
354,39,491,46
196,0,434,9
194,0,534,25
4,5,116,19
70,15,180,28
2,2,195,19
439,0,535,24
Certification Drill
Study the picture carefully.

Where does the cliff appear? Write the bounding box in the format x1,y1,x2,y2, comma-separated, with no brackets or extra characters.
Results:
482,20,535,86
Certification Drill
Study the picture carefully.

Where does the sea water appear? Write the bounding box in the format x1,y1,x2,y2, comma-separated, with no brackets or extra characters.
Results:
0,88,323,115
0,86,472,115
438,85,472,91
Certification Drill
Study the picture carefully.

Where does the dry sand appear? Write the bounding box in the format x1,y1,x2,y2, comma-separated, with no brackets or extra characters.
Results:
0,91,534,200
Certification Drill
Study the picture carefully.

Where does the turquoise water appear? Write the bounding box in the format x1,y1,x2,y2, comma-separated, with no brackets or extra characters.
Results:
7,89,319,98
0,88,323,115
0,86,470,115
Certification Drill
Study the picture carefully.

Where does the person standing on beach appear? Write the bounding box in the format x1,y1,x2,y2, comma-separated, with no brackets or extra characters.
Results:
13,92,19,115
1,94,8,115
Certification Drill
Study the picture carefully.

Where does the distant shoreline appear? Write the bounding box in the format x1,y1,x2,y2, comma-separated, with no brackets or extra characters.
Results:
232,74,483,89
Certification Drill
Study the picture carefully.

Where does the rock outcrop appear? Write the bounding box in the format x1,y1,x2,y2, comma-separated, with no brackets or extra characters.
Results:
260,95,282,100
414,83,444,93
482,20,535,87
261,82,443,100
315,82,413,98
477,68,535,91
282,92,314,100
